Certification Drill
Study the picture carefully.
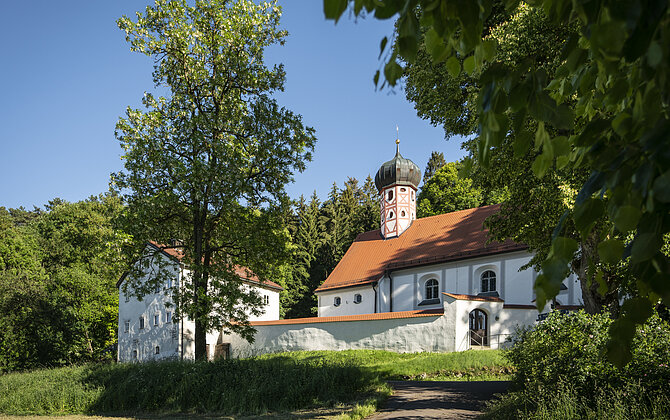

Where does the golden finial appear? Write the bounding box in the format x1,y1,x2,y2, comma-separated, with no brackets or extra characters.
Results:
395,125,400,154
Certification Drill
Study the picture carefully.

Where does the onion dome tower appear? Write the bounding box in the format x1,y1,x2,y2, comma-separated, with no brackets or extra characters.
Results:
374,138,421,239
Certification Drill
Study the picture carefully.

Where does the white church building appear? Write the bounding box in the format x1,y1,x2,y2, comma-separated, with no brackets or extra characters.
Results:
222,142,583,357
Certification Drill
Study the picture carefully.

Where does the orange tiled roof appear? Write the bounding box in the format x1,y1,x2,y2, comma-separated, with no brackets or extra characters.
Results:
250,308,444,326
315,205,526,293
145,241,283,290
443,292,504,303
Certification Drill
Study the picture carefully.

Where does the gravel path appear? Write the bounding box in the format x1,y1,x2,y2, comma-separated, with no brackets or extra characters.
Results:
367,380,510,419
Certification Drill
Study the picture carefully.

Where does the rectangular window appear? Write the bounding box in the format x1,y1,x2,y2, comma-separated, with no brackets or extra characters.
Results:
167,277,173,289
124,320,130,333
155,346,160,355
154,314,160,326
139,316,145,329
125,294,129,303
166,311,172,324
154,282,161,294
132,349,138,359
263,295,270,305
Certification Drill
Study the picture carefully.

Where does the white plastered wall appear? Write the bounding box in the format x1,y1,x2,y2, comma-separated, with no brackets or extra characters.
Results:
317,285,376,317
224,314,452,358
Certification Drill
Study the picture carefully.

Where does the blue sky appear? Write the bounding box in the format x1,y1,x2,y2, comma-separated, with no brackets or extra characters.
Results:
0,1,465,210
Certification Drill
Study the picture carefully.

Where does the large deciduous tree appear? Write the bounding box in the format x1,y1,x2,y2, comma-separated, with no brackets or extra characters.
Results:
114,0,315,360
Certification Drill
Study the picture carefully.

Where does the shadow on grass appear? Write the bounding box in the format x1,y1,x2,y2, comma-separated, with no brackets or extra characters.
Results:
81,355,386,417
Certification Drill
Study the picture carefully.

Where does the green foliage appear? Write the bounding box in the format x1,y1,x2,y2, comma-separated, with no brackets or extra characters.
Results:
0,349,508,416
113,0,316,357
422,150,447,181
417,161,483,217
489,310,670,418
0,196,126,372
328,0,670,364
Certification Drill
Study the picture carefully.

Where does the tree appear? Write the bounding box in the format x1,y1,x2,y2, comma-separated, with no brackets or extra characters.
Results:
326,0,670,364
417,161,482,217
114,0,316,360
422,151,447,183
0,196,126,371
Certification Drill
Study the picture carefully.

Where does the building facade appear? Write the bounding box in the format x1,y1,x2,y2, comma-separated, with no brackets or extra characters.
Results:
117,243,282,362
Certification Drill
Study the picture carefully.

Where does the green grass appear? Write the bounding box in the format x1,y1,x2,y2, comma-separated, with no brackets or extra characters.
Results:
484,384,670,420
0,349,508,417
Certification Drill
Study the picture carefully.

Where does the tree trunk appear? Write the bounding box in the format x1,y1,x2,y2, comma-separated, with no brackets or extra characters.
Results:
573,232,621,317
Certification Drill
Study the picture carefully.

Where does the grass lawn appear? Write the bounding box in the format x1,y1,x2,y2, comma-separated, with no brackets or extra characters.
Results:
0,349,511,419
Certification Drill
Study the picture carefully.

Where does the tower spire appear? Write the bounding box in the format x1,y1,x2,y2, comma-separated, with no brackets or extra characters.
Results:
395,125,400,155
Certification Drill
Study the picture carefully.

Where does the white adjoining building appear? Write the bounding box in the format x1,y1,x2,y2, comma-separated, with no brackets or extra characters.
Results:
117,242,282,362
222,142,583,357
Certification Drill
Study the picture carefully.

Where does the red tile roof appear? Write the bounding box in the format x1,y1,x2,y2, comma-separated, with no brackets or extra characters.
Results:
143,241,283,290
315,205,526,293
250,308,444,326
443,293,504,303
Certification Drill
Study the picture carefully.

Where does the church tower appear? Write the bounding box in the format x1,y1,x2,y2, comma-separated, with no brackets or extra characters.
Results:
374,139,421,239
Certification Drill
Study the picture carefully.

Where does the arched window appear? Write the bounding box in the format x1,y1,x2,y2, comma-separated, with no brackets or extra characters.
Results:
425,279,439,300
481,270,497,293
334,296,341,307
155,346,160,355
388,211,394,219
387,190,394,201
354,293,362,304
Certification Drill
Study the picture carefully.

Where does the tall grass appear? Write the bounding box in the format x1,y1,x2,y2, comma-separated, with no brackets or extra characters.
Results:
0,349,507,416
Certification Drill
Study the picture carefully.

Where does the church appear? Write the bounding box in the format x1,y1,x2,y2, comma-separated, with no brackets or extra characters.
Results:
223,142,584,357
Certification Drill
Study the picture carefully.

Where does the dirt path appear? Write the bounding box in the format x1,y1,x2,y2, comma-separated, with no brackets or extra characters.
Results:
367,380,510,419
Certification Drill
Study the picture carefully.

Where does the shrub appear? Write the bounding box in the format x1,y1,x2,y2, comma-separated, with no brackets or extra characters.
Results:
488,310,670,419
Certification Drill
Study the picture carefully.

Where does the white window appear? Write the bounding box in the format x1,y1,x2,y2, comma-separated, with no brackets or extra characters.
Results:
425,279,439,300
139,316,145,330
166,311,172,324
155,346,160,355
124,320,130,333
263,295,270,305
154,282,161,294
354,293,362,304
154,314,160,326
167,277,173,289
334,296,341,307
481,270,497,293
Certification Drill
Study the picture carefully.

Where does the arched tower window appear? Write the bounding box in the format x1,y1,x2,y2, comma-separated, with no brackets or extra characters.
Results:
387,190,394,201
425,279,439,300
481,270,497,293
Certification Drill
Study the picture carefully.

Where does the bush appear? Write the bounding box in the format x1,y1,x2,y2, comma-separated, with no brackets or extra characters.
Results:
487,310,670,419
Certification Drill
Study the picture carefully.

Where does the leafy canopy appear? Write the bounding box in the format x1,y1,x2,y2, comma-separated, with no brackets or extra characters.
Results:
326,0,670,365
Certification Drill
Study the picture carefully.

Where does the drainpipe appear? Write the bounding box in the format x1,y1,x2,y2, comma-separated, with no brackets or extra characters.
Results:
179,265,184,361
372,281,378,313
385,270,394,312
